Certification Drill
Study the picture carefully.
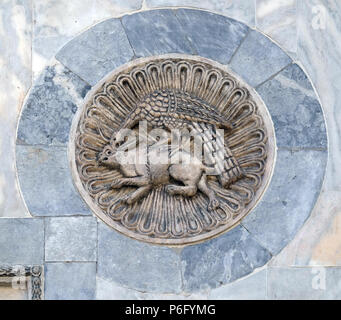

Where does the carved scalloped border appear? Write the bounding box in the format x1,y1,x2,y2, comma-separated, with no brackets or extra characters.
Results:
69,53,277,246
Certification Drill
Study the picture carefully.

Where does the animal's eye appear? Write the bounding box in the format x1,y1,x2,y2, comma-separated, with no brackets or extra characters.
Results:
115,143,120,148
105,149,112,155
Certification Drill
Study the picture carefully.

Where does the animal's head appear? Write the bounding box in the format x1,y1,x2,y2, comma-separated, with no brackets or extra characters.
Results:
111,129,129,149
97,145,120,169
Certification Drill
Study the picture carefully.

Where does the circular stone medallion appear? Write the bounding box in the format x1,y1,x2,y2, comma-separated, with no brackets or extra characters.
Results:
69,54,276,245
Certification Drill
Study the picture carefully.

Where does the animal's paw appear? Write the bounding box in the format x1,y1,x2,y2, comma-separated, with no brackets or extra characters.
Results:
166,185,179,195
110,178,126,189
119,194,134,205
208,198,219,211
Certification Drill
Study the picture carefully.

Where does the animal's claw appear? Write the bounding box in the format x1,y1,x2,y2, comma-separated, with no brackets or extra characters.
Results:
208,198,219,211
166,185,178,195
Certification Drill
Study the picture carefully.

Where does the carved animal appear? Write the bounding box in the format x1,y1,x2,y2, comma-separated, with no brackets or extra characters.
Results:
112,89,244,188
98,140,220,211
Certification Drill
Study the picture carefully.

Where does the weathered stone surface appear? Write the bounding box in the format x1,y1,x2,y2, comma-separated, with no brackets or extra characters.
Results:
56,18,134,86
45,217,97,262
17,62,90,146
0,286,28,300
33,0,142,79
145,0,256,26
268,267,341,299
97,222,182,293
180,226,271,292
0,218,44,265
16,145,91,216
121,9,193,57
230,30,292,87
257,63,327,149
44,262,96,300
96,277,208,300
257,0,341,268
0,0,32,217
175,9,249,64
209,269,266,300
242,149,327,255
256,0,297,53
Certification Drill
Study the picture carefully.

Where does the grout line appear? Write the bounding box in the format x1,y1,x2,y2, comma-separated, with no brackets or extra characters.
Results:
255,62,293,89
227,28,251,65
240,223,274,258
119,17,138,60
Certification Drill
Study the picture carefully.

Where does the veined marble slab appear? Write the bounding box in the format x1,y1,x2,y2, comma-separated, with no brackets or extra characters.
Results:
145,0,255,26
268,267,341,299
33,0,143,78
270,0,341,267
256,0,297,54
0,0,32,217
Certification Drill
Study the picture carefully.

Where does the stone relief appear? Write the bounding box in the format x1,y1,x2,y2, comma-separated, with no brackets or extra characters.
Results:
70,55,275,245
0,266,43,300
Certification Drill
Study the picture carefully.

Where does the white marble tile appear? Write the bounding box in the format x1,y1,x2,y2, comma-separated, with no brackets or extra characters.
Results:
256,0,297,54
0,0,32,217
270,0,341,266
145,0,255,26
32,0,142,78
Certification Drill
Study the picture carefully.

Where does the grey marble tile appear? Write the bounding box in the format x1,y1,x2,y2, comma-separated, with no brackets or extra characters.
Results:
256,0,297,53
56,18,134,86
257,63,327,149
266,1,341,268
0,218,44,265
180,225,271,293
268,267,341,299
0,0,32,217
45,217,97,262
97,222,182,293
16,145,91,216
229,30,292,87
242,149,327,255
17,62,91,146
44,262,96,300
175,9,249,64
145,0,256,26
121,9,194,58
209,269,267,300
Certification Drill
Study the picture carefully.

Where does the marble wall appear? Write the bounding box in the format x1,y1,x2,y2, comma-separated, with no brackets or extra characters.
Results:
1,0,341,299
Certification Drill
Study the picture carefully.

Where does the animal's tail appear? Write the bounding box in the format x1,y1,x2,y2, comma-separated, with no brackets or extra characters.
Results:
195,122,244,188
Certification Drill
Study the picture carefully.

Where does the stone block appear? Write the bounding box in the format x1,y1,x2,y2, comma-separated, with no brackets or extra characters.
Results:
0,218,44,265
16,145,91,216
45,217,97,262
44,262,96,300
